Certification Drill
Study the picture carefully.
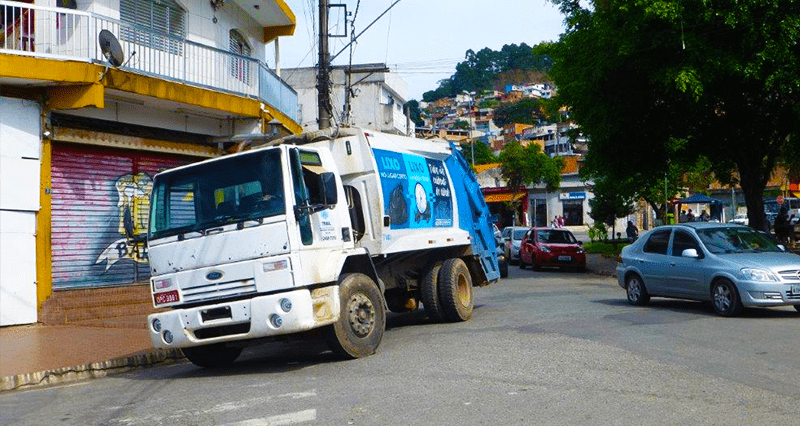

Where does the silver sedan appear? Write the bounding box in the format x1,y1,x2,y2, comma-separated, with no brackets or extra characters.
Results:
616,223,800,316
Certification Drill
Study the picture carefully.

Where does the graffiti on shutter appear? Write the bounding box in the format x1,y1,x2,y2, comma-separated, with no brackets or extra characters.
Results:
51,144,196,289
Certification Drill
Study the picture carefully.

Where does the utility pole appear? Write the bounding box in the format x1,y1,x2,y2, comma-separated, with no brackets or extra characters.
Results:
317,0,332,130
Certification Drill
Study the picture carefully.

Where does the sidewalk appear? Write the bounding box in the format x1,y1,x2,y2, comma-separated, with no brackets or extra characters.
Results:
0,253,618,393
0,322,183,392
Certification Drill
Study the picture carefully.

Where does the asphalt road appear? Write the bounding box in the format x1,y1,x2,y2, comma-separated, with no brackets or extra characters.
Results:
2,267,799,426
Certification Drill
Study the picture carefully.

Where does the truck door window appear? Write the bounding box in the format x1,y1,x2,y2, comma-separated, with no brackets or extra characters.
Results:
289,148,313,245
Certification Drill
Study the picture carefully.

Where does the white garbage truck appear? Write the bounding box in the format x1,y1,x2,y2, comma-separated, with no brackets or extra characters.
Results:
145,127,500,367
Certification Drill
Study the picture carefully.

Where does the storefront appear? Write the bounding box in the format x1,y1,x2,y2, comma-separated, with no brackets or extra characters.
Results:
559,191,586,226
49,142,204,289
483,187,528,227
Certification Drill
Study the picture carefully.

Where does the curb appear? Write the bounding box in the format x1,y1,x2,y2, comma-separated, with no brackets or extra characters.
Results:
1,348,185,393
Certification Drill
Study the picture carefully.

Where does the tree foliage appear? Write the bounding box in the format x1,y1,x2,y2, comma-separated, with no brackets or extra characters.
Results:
588,176,636,233
498,142,564,192
461,141,498,165
422,43,554,102
549,0,800,231
403,100,424,127
492,98,546,127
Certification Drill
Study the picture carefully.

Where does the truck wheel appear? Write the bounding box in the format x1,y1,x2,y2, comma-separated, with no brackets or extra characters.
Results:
420,261,446,321
326,273,386,359
182,343,242,368
438,258,473,322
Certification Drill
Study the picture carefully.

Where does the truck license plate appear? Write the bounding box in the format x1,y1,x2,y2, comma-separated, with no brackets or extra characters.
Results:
154,290,179,305
558,256,572,261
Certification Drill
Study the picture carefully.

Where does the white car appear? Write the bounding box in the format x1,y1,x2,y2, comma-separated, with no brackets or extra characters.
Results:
729,214,748,225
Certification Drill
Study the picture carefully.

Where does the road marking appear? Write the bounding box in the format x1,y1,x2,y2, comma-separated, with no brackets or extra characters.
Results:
221,409,317,426
204,390,317,414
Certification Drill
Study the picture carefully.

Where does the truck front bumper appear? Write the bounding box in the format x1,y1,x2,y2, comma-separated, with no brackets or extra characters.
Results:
147,286,340,349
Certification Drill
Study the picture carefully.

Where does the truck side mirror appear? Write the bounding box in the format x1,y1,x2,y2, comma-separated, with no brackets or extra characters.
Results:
321,172,338,206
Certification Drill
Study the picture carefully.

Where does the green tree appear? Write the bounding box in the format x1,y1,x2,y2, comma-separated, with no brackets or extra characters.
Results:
492,98,546,127
403,100,424,127
498,142,564,224
588,176,635,239
422,43,555,101
461,141,498,165
453,119,470,130
549,0,800,231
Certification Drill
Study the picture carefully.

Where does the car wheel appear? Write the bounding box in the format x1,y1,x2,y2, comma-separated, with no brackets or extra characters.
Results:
182,343,242,368
625,274,650,306
438,258,473,322
711,279,743,317
325,273,386,358
519,257,526,269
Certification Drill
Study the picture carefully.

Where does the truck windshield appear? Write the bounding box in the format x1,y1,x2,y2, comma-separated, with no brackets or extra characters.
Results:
149,149,285,239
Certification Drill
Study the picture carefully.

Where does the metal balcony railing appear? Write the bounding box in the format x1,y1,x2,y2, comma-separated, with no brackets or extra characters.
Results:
0,0,298,121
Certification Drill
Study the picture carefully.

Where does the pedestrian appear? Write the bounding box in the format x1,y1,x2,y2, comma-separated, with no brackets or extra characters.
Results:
699,210,709,222
680,210,687,223
774,207,791,245
626,220,638,242
686,209,695,222
558,215,565,228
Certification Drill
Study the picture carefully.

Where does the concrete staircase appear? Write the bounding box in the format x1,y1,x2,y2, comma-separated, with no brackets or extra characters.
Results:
39,284,164,329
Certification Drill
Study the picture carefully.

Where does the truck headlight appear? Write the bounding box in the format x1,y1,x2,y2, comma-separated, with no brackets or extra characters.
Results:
740,268,777,282
153,278,173,291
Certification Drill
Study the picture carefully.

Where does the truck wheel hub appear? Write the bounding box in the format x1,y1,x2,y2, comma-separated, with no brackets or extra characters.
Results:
348,293,375,337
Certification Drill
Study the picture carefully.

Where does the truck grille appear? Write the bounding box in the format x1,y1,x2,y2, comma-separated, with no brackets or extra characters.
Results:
183,279,257,303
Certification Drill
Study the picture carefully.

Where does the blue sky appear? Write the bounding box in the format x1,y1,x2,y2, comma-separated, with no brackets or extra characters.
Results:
278,0,567,100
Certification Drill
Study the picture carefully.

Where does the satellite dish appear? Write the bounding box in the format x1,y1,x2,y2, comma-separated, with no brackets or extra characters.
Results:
98,30,124,67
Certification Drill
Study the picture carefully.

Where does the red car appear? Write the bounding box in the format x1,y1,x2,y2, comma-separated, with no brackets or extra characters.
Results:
519,227,586,272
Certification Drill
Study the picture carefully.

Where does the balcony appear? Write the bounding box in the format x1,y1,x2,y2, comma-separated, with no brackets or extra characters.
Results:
0,0,298,122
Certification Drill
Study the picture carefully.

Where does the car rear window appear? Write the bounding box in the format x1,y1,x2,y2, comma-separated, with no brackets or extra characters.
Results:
643,229,671,255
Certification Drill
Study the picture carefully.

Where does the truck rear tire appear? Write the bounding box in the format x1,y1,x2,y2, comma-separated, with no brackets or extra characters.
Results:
420,261,446,321
326,273,386,359
182,343,242,368
438,258,473,322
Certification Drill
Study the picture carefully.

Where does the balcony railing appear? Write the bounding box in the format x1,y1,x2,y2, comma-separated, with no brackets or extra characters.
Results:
0,0,298,122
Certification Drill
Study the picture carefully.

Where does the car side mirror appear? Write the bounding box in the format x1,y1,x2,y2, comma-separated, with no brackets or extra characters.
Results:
682,248,700,258
777,244,786,252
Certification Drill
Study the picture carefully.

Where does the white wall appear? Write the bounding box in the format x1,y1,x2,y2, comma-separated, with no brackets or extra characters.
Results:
0,97,41,326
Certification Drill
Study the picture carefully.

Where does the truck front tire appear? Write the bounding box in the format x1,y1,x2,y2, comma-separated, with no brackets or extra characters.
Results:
326,273,386,359
438,258,474,322
182,343,242,368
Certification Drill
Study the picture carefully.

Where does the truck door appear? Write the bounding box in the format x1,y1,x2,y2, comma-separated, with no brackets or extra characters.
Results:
289,148,348,282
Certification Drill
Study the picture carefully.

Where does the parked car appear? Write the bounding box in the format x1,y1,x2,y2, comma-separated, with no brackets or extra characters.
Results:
494,224,508,278
501,226,529,265
728,214,748,225
519,227,586,272
617,223,800,316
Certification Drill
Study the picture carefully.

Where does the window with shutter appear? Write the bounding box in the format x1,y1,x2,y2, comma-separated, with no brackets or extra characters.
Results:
229,30,252,84
120,0,186,55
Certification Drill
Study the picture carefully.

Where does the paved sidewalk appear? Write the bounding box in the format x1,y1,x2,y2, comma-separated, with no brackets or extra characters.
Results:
0,323,183,392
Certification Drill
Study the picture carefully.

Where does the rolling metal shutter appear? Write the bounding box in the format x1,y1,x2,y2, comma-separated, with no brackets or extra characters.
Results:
51,144,196,289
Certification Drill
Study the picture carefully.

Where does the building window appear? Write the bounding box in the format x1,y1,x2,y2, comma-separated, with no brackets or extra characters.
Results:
120,0,186,55
229,30,252,84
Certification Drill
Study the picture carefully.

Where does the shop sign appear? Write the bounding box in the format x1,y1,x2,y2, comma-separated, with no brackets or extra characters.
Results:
559,191,586,200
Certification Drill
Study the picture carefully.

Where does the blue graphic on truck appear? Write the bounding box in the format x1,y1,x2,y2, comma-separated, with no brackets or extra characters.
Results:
373,148,453,229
